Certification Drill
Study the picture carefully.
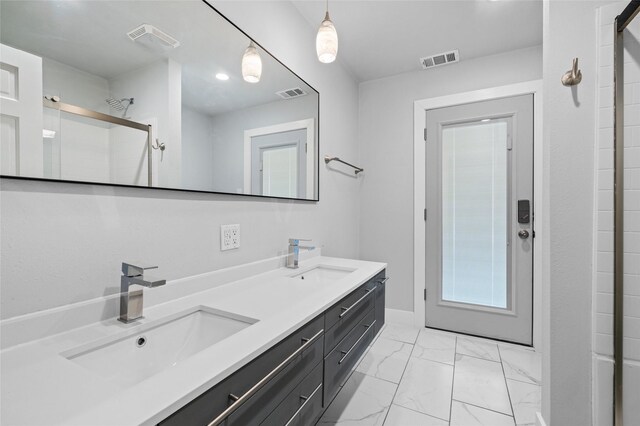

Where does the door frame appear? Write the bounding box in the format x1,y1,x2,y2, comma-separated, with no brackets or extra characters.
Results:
0,43,44,177
243,118,315,197
413,80,544,350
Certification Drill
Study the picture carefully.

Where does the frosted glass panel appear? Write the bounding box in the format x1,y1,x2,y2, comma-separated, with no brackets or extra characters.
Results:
441,120,508,308
262,144,297,198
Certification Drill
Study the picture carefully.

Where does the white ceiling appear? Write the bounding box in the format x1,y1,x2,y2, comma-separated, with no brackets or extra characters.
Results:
292,0,543,82
1,0,542,113
0,0,314,116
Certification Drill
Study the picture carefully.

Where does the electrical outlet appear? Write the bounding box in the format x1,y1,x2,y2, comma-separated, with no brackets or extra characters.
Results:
220,224,240,251
230,224,240,248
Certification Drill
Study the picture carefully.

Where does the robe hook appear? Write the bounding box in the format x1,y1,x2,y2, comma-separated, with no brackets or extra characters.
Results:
561,57,582,86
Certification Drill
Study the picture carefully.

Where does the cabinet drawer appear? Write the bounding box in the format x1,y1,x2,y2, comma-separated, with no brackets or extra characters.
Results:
324,279,377,338
324,289,373,354
260,362,323,426
323,310,376,406
294,382,323,426
226,336,323,425
159,315,324,426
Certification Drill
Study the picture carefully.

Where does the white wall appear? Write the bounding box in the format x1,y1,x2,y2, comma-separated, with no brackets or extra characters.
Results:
42,57,109,114
541,1,612,424
182,106,215,191
358,45,542,311
108,59,182,188
593,3,640,425
0,0,360,319
42,58,111,183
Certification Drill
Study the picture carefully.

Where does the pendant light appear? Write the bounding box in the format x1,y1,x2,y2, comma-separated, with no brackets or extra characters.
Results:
242,41,262,83
316,0,338,63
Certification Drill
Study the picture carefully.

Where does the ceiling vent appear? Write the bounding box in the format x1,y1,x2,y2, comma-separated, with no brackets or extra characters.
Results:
127,24,180,49
276,87,308,100
420,49,460,70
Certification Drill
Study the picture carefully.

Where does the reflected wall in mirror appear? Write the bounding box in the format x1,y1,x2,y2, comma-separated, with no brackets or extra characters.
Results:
0,0,319,200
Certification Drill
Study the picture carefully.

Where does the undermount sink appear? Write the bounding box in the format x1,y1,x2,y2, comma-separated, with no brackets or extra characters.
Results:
62,306,258,387
289,265,355,284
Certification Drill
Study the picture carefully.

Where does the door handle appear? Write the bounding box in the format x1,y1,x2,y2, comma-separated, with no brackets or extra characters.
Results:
518,230,530,239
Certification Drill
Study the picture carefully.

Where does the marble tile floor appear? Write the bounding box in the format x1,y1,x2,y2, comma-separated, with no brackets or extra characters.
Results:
318,323,541,426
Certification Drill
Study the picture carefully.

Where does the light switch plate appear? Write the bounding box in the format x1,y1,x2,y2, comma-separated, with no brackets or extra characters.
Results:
221,224,240,251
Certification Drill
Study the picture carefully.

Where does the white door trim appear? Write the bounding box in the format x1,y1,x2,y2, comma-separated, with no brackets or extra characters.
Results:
0,43,44,177
243,118,315,197
413,80,544,349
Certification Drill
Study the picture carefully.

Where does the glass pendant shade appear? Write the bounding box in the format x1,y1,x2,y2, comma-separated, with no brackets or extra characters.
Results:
242,42,262,83
316,12,338,63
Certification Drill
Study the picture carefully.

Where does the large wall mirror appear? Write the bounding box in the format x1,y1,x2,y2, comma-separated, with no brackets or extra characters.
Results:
0,0,319,200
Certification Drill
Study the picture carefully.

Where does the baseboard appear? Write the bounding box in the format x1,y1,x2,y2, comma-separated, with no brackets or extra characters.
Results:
536,412,547,426
385,308,415,326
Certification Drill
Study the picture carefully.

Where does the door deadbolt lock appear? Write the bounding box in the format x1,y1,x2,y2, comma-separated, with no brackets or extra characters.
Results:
518,230,530,239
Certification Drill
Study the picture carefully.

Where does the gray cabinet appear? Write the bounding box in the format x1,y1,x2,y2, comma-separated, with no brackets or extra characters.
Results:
323,288,374,354
323,310,375,404
226,336,323,425
159,268,386,426
324,279,377,332
159,316,324,426
321,270,386,408
261,363,323,426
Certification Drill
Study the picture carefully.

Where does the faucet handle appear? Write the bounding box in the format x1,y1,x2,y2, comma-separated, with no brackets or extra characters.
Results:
122,262,158,277
289,238,311,245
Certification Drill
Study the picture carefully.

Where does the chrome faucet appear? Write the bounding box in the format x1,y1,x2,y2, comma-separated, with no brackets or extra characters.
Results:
119,262,166,323
287,239,315,269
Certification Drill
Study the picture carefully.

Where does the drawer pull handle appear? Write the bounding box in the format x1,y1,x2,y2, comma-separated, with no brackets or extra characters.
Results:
207,328,324,426
338,320,376,365
284,382,323,426
339,289,373,318
377,277,390,285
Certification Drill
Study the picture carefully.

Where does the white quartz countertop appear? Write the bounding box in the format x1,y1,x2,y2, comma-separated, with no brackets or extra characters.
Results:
0,256,386,425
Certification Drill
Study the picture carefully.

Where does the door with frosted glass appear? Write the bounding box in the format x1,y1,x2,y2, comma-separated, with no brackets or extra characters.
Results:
425,95,533,345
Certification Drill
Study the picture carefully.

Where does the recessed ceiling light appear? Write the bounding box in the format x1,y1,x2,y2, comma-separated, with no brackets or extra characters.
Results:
481,119,491,122
216,73,229,81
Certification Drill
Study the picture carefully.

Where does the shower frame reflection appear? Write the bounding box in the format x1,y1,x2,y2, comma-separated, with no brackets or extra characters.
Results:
43,96,154,186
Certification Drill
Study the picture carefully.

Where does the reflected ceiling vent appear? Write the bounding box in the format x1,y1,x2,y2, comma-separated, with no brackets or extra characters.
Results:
127,24,180,49
420,49,459,70
276,87,308,100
